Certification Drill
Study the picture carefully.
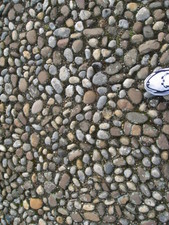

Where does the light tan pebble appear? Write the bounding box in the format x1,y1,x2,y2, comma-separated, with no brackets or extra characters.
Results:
70,33,82,39
76,159,83,169
41,93,47,100
23,103,30,117
67,132,75,142
66,18,74,27
114,109,123,118
38,219,46,225
69,76,80,84
88,38,98,47
36,185,44,195
40,131,46,136
93,49,101,60
147,110,158,118
0,103,5,112
160,44,168,53
47,98,55,105
55,116,62,125
161,151,168,160
46,31,53,36
23,200,29,210
127,3,138,11
33,47,39,54
83,204,95,211
0,57,5,67
120,137,130,145
114,175,124,182
139,205,149,213
153,21,164,31
30,132,40,148
139,103,147,111
8,57,14,66
126,181,136,190
23,51,31,59
102,109,113,120
37,12,44,20
101,49,111,58
107,93,116,98
89,125,96,134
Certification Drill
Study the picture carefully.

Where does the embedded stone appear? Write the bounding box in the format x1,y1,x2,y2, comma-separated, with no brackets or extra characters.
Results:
30,198,43,210
83,91,97,104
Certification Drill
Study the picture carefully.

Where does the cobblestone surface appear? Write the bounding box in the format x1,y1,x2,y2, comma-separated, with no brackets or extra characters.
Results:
0,0,169,224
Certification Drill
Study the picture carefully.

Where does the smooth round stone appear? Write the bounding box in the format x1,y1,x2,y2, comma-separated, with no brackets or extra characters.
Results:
26,21,34,31
38,71,49,84
64,48,73,62
72,40,83,53
75,57,83,65
48,36,56,48
83,91,97,104
75,21,84,31
59,66,70,81
119,19,129,29
12,30,18,41
5,83,12,95
79,10,91,20
92,72,107,86
49,65,57,75
136,7,150,21
19,78,28,92
31,100,43,114
97,96,107,109
97,130,110,140
65,85,74,97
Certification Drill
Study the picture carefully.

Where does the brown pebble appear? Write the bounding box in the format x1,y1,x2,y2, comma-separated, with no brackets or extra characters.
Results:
26,30,37,45
30,132,40,148
19,78,27,92
83,91,97,104
57,38,69,48
30,198,43,210
128,88,142,104
38,70,49,84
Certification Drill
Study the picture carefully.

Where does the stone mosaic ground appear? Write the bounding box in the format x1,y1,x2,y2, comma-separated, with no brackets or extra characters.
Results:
1,0,169,224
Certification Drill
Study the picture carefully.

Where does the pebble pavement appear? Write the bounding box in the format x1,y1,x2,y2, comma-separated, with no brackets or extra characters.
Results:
1,0,169,224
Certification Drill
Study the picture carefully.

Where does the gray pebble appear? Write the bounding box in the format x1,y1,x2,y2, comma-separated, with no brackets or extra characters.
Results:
97,130,110,140
51,78,63,93
136,7,150,21
92,72,107,86
93,163,104,176
97,96,107,110
64,48,73,62
54,27,70,37
48,36,56,48
119,19,129,29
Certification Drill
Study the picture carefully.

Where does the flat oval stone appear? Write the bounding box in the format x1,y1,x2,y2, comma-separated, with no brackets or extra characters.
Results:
26,30,37,44
126,112,148,124
31,100,43,114
54,27,70,38
38,70,49,84
92,72,107,86
83,28,104,38
19,78,27,92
